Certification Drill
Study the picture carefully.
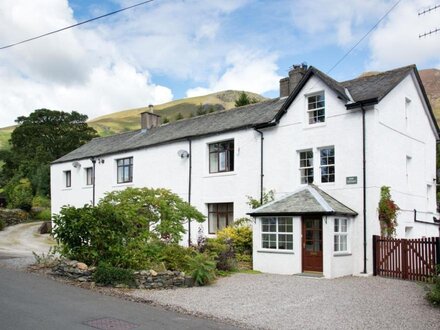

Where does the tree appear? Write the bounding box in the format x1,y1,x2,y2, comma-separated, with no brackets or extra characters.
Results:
175,112,184,121
1,109,98,198
235,92,258,107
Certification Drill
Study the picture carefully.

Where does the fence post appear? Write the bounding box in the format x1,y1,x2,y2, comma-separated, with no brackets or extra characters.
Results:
436,237,440,266
402,238,408,280
372,235,378,276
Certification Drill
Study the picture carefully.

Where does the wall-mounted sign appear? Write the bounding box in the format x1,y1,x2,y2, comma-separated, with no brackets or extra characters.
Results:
346,176,358,185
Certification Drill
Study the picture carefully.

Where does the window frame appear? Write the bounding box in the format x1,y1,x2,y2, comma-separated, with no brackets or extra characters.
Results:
208,140,234,174
320,146,335,183
334,218,349,253
116,157,133,184
85,167,93,186
261,217,293,250
64,170,71,188
299,150,314,184
307,92,325,125
208,203,233,234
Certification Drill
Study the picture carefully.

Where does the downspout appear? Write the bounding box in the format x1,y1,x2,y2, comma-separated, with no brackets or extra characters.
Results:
254,128,264,205
91,157,96,207
188,139,192,246
361,105,367,274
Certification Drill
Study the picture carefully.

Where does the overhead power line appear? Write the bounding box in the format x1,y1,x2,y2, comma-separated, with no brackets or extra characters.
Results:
0,0,156,50
418,4,440,38
418,4,440,15
326,0,401,75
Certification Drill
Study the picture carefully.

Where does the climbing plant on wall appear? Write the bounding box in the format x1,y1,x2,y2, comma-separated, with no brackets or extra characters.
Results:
378,186,399,237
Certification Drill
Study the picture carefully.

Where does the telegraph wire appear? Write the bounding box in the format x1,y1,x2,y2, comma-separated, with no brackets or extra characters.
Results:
418,4,440,15
418,3,440,38
0,0,156,50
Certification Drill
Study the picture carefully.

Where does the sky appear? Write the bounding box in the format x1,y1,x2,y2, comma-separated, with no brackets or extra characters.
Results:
0,0,439,127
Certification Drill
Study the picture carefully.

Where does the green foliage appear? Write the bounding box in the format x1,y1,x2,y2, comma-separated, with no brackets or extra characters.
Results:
175,112,184,120
32,247,58,267
196,104,207,116
203,237,236,271
246,189,275,209
427,265,440,307
0,109,97,199
34,209,51,221
7,178,33,211
162,116,170,124
378,186,399,237
32,195,51,208
216,224,252,255
186,253,216,286
0,218,5,231
93,262,136,287
53,187,205,269
159,243,195,271
234,91,258,107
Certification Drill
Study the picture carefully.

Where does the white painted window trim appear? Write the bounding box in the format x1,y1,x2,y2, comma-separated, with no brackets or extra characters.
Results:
334,218,350,254
298,149,314,184
261,217,294,251
305,91,326,126
319,146,335,184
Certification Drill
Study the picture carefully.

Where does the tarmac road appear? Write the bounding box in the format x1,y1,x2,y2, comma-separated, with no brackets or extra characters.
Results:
0,267,240,330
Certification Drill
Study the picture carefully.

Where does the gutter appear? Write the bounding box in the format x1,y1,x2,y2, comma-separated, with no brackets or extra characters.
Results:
187,138,192,246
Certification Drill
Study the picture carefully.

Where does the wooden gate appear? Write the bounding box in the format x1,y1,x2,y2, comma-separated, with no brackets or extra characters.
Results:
373,235,440,282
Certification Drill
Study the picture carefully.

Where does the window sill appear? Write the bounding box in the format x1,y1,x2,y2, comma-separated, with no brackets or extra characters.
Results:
204,172,236,178
333,252,352,257
304,122,326,129
62,188,72,191
82,186,93,189
257,249,294,254
112,182,134,188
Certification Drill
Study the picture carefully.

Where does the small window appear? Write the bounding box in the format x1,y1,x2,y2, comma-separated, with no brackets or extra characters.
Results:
307,92,325,124
64,170,71,188
261,217,293,250
320,147,335,183
209,140,234,173
208,203,233,234
334,218,348,252
85,167,93,186
405,97,411,130
117,157,133,183
299,150,314,184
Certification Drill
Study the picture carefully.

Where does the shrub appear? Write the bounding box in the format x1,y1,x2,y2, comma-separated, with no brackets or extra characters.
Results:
378,186,399,237
93,262,135,287
203,237,236,271
0,218,5,231
216,224,252,255
427,266,440,307
187,253,216,286
159,243,194,271
7,178,33,211
34,209,51,221
32,195,51,208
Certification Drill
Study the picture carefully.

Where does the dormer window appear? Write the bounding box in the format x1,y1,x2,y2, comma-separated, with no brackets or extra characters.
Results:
307,92,325,124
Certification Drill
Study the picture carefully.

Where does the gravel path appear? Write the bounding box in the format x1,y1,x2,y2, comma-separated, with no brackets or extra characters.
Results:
0,222,55,270
129,273,439,330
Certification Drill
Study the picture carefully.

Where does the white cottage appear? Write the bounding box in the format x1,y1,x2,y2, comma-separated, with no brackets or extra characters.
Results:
51,64,440,278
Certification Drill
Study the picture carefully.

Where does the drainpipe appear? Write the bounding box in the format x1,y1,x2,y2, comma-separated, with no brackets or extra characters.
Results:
254,128,264,205
188,139,192,246
361,105,367,274
91,157,96,207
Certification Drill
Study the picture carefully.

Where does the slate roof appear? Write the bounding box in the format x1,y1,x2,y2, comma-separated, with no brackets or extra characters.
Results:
53,64,431,164
53,98,285,163
248,185,358,216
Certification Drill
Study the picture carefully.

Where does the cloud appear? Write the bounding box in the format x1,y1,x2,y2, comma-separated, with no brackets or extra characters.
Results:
0,0,173,126
367,0,440,69
186,50,281,97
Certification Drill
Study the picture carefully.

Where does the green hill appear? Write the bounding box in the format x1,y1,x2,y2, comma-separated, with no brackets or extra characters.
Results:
0,90,265,146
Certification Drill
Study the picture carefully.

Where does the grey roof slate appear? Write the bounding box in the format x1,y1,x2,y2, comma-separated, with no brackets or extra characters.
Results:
53,98,285,163
248,185,357,216
53,64,427,164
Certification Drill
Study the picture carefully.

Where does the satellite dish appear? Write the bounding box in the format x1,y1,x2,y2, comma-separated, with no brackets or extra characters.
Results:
177,150,189,158
72,161,81,168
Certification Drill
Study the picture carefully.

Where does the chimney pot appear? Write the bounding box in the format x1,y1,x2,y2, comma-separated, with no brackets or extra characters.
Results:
140,110,160,130
279,63,308,98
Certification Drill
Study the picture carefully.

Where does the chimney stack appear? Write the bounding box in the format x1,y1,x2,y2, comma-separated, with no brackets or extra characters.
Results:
140,107,160,130
279,63,308,98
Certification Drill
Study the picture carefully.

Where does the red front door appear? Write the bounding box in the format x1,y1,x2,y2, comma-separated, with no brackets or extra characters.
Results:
302,217,323,272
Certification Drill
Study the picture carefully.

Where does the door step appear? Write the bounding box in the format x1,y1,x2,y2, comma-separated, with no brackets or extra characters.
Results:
294,272,324,278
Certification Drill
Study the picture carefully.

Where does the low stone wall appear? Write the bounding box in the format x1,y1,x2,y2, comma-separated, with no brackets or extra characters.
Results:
134,270,194,289
51,259,194,289
0,208,29,226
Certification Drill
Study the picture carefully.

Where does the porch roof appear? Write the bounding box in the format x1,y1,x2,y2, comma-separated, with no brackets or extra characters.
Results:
248,185,357,217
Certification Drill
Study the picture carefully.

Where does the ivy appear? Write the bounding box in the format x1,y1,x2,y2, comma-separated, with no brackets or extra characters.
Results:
378,186,399,237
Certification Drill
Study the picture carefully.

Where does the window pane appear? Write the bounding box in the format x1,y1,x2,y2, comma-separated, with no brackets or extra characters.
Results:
208,213,216,234
228,149,234,171
340,235,347,251
334,218,339,232
262,234,276,249
218,214,227,230
341,219,347,232
218,151,226,171
209,153,218,173
218,203,228,212
209,143,218,152
334,235,339,251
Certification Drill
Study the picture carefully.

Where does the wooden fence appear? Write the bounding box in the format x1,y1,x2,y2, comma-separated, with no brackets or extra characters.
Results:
373,235,439,282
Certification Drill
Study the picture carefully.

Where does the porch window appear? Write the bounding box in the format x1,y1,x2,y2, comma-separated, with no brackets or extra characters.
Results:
85,167,93,186
307,92,325,124
117,157,133,183
208,203,233,234
261,217,293,250
320,147,335,183
334,218,348,252
209,140,234,173
64,170,71,188
299,150,314,184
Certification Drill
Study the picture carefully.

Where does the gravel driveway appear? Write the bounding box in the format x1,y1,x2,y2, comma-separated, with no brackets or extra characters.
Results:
130,273,439,329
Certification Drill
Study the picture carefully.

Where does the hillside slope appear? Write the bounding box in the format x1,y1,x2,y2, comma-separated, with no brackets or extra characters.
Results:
419,69,440,120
